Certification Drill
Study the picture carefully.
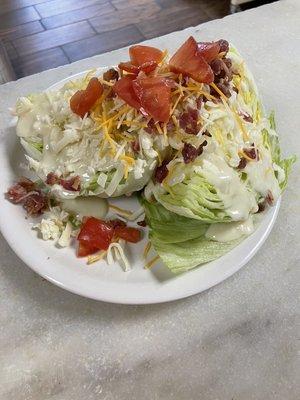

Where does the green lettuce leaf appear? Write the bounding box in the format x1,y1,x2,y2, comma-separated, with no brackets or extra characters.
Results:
263,111,296,190
153,173,230,223
151,235,240,274
142,198,240,274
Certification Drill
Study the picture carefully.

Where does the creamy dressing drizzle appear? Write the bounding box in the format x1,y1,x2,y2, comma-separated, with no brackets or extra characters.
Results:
195,152,258,221
205,216,254,242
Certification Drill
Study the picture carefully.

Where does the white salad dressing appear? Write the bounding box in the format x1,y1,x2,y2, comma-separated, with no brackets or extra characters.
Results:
61,197,108,219
245,146,281,202
205,216,254,242
195,152,258,221
16,94,51,138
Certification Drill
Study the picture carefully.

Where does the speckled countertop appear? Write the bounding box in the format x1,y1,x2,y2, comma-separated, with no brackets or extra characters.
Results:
0,1,299,399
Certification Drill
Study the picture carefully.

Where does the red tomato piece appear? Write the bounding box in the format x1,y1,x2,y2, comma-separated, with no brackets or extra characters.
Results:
114,226,141,243
197,41,220,63
118,62,140,75
169,36,214,84
77,241,98,257
70,77,103,118
78,217,114,251
113,75,141,109
133,76,171,122
140,61,158,74
129,45,163,66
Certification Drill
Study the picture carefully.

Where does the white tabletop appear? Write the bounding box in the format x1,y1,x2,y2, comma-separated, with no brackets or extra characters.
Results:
0,1,299,399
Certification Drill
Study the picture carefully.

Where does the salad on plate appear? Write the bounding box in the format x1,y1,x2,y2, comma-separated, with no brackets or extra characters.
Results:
6,36,295,274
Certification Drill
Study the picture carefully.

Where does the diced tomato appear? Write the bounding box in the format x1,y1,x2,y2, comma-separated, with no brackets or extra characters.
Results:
113,75,141,109
197,41,220,63
70,77,103,118
129,45,163,66
78,217,114,251
114,226,141,243
119,60,157,75
133,76,171,122
77,241,98,257
118,62,140,75
169,36,213,84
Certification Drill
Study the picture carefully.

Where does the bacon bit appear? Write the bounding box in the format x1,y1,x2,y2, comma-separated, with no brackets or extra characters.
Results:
257,201,266,213
198,140,208,156
109,219,127,229
6,183,27,204
179,107,199,135
266,190,274,206
6,177,48,215
46,172,60,185
145,118,156,134
182,139,208,164
137,219,146,227
154,159,169,183
239,111,253,123
237,157,247,169
131,139,140,152
182,143,199,164
166,119,175,131
196,96,202,109
18,177,35,191
103,68,119,82
60,176,81,192
244,144,259,161
23,192,47,216
218,39,229,54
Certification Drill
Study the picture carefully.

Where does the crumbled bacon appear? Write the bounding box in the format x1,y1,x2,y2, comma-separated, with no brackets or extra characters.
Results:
145,119,156,134
154,160,169,183
179,107,199,135
6,183,27,204
244,144,259,160
237,157,247,169
257,201,266,213
6,177,48,216
266,190,274,206
239,111,253,123
198,140,208,156
46,172,60,185
196,96,203,109
103,68,119,82
23,192,47,216
137,219,147,227
182,143,199,164
109,219,127,228
131,139,140,152
18,177,35,191
218,39,229,54
60,176,81,192
182,139,208,164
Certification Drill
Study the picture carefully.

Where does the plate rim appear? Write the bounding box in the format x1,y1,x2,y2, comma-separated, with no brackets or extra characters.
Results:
0,69,281,304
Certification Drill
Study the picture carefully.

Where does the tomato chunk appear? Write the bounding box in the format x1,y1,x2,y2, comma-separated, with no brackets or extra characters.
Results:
118,62,140,75
133,76,171,122
169,36,213,84
70,77,103,118
78,217,114,251
113,75,141,109
77,241,98,257
197,41,220,63
114,226,141,243
129,45,163,66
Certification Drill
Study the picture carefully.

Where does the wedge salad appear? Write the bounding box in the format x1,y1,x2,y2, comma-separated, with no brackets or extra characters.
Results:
6,37,295,274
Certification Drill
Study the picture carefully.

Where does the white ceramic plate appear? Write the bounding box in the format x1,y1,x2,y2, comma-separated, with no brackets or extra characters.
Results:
0,69,280,304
